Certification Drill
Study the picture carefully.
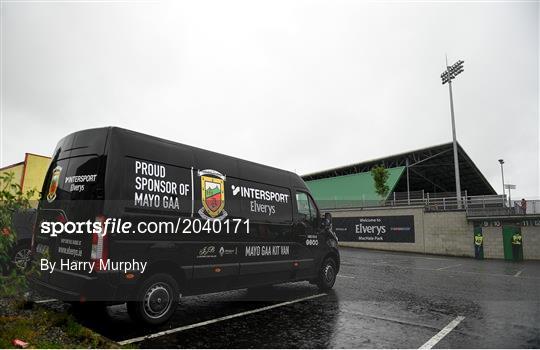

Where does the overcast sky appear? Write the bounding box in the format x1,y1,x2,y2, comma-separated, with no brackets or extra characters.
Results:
1,0,539,199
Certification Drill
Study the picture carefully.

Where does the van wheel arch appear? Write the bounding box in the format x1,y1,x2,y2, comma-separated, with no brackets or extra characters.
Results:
143,260,186,292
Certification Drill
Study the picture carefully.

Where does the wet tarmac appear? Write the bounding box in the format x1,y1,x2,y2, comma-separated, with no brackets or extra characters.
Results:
46,248,540,348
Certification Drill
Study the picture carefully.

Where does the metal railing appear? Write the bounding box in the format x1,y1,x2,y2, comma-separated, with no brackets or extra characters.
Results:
388,191,506,211
317,191,540,217
318,191,507,211
465,199,540,217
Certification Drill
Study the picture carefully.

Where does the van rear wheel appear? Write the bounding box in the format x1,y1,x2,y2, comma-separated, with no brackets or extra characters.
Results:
127,273,179,325
316,257,337,291
11,242,32,271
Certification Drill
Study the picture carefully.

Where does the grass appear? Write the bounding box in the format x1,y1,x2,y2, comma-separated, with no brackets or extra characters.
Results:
0,299,126,349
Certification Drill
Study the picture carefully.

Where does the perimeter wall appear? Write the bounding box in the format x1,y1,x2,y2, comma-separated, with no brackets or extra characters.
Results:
330,206,539,260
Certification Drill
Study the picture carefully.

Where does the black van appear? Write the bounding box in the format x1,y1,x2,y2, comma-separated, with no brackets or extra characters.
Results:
31,127,339,325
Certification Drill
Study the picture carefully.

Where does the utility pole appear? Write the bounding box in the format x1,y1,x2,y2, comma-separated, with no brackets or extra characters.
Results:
406,158,410,205
441,57,464,209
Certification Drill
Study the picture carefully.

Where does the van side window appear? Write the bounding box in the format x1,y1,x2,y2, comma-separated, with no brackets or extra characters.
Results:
308,195,318,220
296,191,319,223
296,192,311,220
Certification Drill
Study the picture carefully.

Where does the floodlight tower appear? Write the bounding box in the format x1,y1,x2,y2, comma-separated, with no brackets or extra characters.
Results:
498,159,506,206
441,57,464,209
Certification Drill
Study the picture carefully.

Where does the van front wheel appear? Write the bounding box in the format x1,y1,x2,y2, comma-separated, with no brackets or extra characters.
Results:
316,257,337,291
127,273,179,325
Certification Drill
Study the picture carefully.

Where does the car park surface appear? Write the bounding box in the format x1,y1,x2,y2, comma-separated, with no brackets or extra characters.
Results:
37,247,540,348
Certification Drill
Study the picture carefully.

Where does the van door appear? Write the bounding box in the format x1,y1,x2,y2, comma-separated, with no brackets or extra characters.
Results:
35,155,105,271
293,191,319,279
33,129,108,286
236,180,295,288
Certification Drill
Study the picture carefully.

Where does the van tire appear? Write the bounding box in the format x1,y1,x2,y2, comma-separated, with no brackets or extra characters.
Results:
10,241,32,271
316,257,337,291
127,273,179,325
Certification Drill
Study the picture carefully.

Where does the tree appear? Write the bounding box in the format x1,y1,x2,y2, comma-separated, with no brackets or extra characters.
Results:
0,171,37,297
371,165,390,200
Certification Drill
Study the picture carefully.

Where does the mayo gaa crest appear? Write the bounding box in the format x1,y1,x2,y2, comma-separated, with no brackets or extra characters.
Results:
47,166,62,203
198,169,227,220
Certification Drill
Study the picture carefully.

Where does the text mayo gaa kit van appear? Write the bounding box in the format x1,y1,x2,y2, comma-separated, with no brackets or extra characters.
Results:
31,127,340,325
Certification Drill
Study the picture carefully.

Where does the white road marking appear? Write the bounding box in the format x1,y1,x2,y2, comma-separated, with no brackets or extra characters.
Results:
423,256,450,261
341,249,451,261
117,293,327,345
419,316,465,349
34,299,57,304
514,269,523,277
343,309,440,330
338,274,355,279
436,264,462,271
340,261,540,280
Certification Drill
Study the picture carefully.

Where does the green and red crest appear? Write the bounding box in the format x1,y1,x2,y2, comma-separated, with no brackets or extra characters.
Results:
198,169,227,220
47,166,62,203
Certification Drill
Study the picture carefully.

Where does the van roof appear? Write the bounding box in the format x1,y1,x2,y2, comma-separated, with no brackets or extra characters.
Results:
78,126,305,190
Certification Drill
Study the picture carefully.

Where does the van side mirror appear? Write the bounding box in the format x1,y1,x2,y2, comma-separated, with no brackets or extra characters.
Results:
322,212,332,228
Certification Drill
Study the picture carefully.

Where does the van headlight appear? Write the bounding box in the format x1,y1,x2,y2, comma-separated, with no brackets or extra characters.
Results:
328,239,338,248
